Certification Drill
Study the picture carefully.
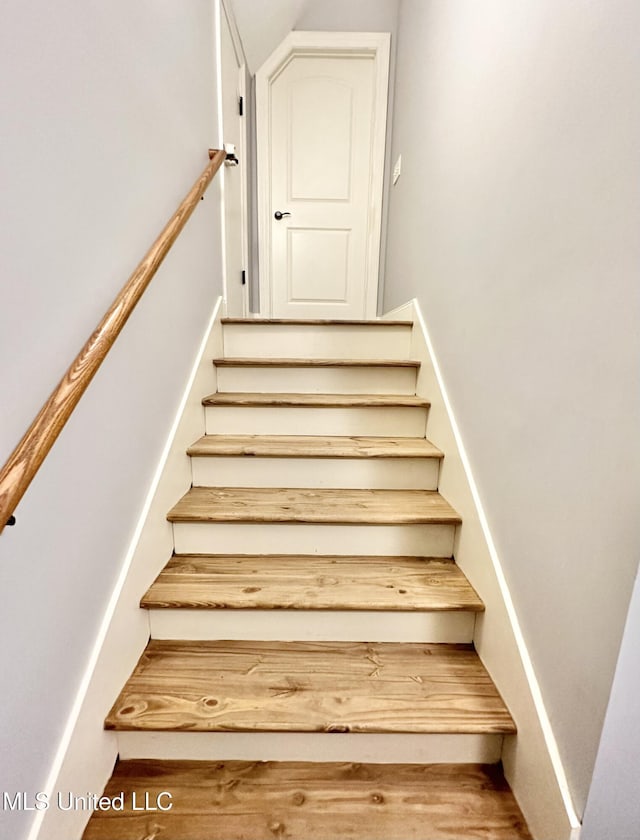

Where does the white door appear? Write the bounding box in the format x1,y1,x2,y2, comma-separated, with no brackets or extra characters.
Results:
219,0,248,316
257,33,390,319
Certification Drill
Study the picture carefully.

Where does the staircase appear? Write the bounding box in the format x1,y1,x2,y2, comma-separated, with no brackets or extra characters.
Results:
83,317,532,839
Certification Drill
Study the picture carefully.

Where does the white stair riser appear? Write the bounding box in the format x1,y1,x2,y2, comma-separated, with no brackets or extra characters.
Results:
216,366,417,395
223,323,412,360
148,609,476,644
171,522,456,557
191,456,440,490
205,406,428,437
117,731,503,765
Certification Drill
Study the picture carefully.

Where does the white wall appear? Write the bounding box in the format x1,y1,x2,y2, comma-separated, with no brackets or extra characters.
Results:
384,0,640,817
581,567,640,839
227,0,307,74
229,0,399,75
295,0,398,35
0,2,221,839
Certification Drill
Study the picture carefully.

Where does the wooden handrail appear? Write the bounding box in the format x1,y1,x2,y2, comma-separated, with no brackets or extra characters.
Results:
0,149,226,534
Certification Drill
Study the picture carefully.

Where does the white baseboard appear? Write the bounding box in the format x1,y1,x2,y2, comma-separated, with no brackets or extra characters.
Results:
381,301,415,320
391,299,580,840
30,297,223,840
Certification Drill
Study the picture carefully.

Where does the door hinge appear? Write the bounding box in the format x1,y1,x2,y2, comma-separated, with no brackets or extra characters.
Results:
241,270,246,286
238,96,244,116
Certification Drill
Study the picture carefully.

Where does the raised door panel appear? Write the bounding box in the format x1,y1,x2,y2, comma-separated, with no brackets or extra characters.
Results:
288,228,350,304
289,77,354,202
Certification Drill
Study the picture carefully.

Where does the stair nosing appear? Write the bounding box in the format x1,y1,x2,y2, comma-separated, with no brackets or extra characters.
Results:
140,554,484,612
186,435,444,459
202,392,431,408
166,487,462,525
83,760,532,840
105,639,516,735
212,357,420,368
221,318,413,326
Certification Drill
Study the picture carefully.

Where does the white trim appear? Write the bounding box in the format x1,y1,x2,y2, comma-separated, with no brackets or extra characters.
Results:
382,301,415,320
220,0,250,317
222,319,412,359
238,59,249,318
214,0,229,315
220,0,246,68
402,298,580,838
149,608,475,644
117,731,503,765
30,299,223,840
256,31,390,319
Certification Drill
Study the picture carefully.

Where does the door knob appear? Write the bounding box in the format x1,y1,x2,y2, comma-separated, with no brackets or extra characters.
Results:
274,211,291,220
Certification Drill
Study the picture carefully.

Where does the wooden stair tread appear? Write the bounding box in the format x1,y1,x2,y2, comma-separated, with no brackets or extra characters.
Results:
141,555,484,612
212,357,420,368
166,487,462,525
202,392,430,407
187,435,443,459
221,317,413,326
105,640,515,734
82,759,532,840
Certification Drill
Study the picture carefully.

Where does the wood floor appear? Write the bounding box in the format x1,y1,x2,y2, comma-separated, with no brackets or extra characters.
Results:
202,391,431,407
141,555,484,612
105,640,515,734
187,434,443,459
82,760,533,840
211,357,421,367
166,487,462,524
221,317,414,326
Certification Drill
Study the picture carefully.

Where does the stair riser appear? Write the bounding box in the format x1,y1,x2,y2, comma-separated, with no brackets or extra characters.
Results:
171,522,456,557
148,609,476,643
223,323,412,360
205,406,428,437
191,456,440,490
216,366,417,395
116,731,503,765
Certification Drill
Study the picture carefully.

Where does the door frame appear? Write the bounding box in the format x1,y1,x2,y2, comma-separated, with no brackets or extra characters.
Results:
216,0,250,316
256,31,391,318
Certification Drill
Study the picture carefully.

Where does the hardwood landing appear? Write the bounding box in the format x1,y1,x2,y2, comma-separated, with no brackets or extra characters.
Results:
82,759,533,840
166,487,462,525
105,640,515,734
187,434,443,459
141,555,484,612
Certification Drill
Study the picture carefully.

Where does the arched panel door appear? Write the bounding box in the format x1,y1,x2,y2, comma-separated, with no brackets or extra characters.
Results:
257,33,390,319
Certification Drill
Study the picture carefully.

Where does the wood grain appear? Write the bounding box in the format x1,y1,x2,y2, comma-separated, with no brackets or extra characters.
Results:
202,392,430,407
0,149,226,534
212,357,420,367
221,318,413,326
187,434,443,459
105,640,515,734
82,759,533,840
166,487,462,525
141,554,484,612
